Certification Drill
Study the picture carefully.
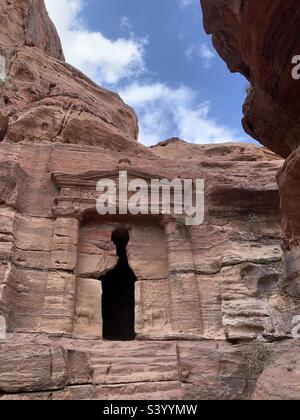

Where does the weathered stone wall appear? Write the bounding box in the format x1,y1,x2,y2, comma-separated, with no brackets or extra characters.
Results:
200,0,300,399
1,333,298,400
0,141,284,340
0,136,286,399
0,0,295,400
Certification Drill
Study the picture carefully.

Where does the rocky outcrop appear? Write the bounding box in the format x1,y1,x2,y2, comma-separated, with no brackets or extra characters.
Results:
0,333,292,400
253,347,300,400
200,0,300,245
200,0,300,399
152,138,280,162
200,0,300,159
0,0,295,400
0,0,141,151
0,0,64,61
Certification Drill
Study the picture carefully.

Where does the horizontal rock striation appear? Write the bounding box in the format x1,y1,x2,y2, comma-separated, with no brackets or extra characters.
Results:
1,333,296,400
0,0,140,151
200,0,300,247
200,0,300,400
0,0,295,400
201,0,300,158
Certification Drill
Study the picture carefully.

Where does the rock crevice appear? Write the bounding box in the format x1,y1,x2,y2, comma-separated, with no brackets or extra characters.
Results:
0,0,296,400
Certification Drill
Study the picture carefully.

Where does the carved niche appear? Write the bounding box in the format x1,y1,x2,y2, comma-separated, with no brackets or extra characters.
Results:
50,169,202,340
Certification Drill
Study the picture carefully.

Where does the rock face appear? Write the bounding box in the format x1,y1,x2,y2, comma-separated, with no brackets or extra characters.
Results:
0,0,64,61
200,0,300,399
253,346,300,400
0,0,140,151
200,0,300,247
0,0,295,400
200,0,300,159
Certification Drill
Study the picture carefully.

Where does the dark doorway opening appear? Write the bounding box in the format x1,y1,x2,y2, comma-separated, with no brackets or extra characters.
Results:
99,227,137,341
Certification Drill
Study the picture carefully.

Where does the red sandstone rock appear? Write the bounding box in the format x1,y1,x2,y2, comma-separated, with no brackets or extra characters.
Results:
0,0,295,400
0,0,142,151
0,334,275,400
253,347,300,400
0,0,64,61
200,0,300,399
200,1,300,241
0,342,68,393
152,138,281,162
201,0,300,158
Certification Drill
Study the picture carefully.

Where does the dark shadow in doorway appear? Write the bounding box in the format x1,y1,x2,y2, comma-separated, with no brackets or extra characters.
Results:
99,227,136,341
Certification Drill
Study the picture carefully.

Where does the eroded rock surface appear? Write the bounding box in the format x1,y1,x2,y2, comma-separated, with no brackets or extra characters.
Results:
253,346,300,400
0,0,295,400
200,0,300,158
0,334,279,400
200,0,300,254
0,0,141,151
200,0,300,399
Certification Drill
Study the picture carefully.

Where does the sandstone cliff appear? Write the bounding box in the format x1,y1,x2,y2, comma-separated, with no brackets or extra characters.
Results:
201,0,300,400
0,0,143,151
0,0,295,400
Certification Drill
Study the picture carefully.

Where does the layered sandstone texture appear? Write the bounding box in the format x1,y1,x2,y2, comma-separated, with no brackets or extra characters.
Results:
200,0,300,255
200,0,300,400
0,0,294,400
0,0,141,151
201,0,300,158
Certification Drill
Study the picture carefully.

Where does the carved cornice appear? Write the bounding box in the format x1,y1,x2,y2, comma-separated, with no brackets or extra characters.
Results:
52,168,175,189
51,168,191,221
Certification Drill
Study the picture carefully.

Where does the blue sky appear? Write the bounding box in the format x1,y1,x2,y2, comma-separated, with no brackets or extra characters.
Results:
45,0,252,146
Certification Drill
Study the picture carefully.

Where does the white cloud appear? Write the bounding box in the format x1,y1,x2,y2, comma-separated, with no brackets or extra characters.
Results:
120,16,133,33
178,0,195,8
45,0,147,84
185,43,215,68
120,83,240,146
45,0,243,146
199,44,215,65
